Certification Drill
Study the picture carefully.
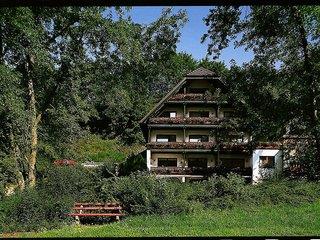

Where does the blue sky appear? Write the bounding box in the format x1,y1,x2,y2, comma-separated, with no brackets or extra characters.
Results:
128,7,254,68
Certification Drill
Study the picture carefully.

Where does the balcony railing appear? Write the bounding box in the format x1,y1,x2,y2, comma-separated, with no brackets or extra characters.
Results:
150,166,252,177
168,93,217,102
147,142,215,150
148,117,223,125
147,141,253,151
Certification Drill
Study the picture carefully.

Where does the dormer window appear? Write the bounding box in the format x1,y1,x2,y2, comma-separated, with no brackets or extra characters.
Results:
160,111,176,118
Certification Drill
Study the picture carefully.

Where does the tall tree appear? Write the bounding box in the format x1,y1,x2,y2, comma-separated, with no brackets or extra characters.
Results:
203,6,320,165
0,7,188,189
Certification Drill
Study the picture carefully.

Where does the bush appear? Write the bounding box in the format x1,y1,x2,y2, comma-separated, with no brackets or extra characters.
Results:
245,179,320,206
1,165,101,232
99,172,320,216
119,152,147,176
38,165,99,201
2,169,320,233
99,172,196,215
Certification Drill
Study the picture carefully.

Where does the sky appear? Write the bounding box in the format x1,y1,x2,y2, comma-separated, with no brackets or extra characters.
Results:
127,6,254,68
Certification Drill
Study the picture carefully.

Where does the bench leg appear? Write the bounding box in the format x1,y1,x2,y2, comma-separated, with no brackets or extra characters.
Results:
115,215,120,221
75,216,80,225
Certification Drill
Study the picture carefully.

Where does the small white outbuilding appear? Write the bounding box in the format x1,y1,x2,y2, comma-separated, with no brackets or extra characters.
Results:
252,149,283,183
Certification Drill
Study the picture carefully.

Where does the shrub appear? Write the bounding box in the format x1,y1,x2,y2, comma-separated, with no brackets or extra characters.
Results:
38,165,99,202
99,172,196,215
119,152,147,176
1,165,101,232
244,179,320,206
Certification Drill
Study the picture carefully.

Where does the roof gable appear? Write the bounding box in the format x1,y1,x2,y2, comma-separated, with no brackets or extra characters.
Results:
139,67,223,125
186,67,217,77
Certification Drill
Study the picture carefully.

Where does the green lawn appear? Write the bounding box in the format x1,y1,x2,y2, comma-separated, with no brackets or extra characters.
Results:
13,201,320,237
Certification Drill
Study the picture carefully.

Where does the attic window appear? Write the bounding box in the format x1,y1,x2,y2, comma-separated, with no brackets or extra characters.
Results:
189,88,207,94
160,111,176,118
260,156,275,168
189,111,209,117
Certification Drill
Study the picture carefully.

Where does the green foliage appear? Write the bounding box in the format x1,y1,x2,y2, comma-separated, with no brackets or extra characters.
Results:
203,6,320,164
1,165,100,232
119,152,147,176
99,172,320,216
20,201,320,237
70,134,144,164
2,170,320,233
100,173,193,215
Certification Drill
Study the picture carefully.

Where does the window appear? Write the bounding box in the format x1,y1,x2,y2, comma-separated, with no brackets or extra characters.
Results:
189,135,209,142
260,156,275,168
158,158,177,167
228,135,244,143
156,135,176,142
223,110,235,118
160,111,176,118
189,88,207,94
189,111,209,117
188,158,207,168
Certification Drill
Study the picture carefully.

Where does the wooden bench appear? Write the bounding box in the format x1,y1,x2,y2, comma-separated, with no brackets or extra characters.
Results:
67,202,126,222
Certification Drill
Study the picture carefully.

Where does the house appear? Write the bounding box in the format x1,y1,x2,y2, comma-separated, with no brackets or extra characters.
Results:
139,67,283,183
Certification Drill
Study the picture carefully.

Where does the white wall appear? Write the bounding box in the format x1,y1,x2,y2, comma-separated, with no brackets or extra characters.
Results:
146,150,151,170
252,149,283,183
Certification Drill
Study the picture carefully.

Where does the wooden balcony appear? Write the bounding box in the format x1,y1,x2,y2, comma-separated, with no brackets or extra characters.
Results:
168,93,217,102
148,117,223,125
147,141,253,153
147,142,215,150
150,166,252,178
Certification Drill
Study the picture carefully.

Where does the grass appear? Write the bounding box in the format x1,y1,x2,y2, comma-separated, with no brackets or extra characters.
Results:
71,134,144,163
14,201,320,237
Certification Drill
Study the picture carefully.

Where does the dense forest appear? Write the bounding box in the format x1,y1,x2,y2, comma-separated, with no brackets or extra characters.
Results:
0,6,320,194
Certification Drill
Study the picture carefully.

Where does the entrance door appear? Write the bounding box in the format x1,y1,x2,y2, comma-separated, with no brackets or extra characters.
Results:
188,158,208,168
220,158,245,168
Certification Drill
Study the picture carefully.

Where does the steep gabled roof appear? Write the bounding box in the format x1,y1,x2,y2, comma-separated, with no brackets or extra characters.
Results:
186,67,217,77
139,67,223,125
139,77,186,124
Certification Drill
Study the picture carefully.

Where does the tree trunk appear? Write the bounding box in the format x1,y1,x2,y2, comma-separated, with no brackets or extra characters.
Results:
26,54,41,188
9,126,26,191
0,19,3,65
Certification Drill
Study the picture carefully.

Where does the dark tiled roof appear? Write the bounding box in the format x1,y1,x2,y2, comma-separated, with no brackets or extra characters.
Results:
186,67,217,77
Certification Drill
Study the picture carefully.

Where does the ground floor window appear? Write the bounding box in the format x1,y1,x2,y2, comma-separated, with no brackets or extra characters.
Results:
188,158,207,168
158,158,177,167
260,156,275,168
220,158,245,168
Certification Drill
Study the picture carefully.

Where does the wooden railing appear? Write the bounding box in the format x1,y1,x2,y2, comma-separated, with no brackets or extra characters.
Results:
147,142,215,150
150,166,252,177
168,93,217,102
147,141,281,151
148,117,223,125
